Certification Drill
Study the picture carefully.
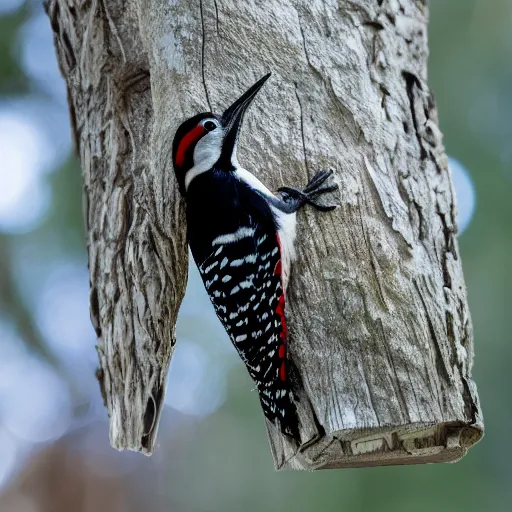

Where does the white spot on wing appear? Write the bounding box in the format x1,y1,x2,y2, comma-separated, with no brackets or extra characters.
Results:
204,261,218,273
205,275,218,287
213,227,256,245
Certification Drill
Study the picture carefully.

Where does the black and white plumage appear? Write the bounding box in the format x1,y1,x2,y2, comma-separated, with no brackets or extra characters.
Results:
172,73,336,441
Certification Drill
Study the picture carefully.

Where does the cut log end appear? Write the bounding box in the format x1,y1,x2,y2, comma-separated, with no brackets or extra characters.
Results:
268,420,484,471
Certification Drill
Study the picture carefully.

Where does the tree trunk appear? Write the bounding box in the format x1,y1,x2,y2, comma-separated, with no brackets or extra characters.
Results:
47,0,483,469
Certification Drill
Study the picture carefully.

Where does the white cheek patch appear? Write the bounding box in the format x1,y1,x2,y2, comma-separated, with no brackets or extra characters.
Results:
185,129,223,190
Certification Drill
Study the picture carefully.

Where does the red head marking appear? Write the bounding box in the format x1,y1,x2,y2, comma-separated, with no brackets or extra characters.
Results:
175,124,206,167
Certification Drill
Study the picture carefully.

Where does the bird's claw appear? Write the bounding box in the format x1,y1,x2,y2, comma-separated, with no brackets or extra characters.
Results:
278,170,338,212
303,169,333,193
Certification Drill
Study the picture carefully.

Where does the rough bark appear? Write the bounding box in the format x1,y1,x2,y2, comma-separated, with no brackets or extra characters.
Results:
47,0,483,469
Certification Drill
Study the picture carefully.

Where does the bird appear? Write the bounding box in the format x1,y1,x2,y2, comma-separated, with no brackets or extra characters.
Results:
172,72,337,441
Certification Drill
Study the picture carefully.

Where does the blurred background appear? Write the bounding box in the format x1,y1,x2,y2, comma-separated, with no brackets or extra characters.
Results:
0,0,510,511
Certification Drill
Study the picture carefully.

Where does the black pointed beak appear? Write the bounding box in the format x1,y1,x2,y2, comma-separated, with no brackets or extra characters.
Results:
222,72,271,130
218,73,271,168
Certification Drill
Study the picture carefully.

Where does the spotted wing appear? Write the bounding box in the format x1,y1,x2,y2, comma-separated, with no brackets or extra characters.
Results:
196,225,299,438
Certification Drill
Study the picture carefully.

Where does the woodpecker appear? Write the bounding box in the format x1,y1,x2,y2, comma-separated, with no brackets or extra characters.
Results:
172,73,337,441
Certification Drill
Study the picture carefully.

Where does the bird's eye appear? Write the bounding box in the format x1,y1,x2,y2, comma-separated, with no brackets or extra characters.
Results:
203,120,217,132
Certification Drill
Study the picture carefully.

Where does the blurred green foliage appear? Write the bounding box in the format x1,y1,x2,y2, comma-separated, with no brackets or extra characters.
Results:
0,1,511,511
0,5,29,94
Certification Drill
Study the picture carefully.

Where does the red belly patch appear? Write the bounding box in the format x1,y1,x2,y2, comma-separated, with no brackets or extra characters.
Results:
275,234,288,381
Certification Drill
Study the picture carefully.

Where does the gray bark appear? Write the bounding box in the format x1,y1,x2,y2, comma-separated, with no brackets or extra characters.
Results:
47,0,483,469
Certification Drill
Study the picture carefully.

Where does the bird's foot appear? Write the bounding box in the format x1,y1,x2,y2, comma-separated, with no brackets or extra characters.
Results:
278,170,338,212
